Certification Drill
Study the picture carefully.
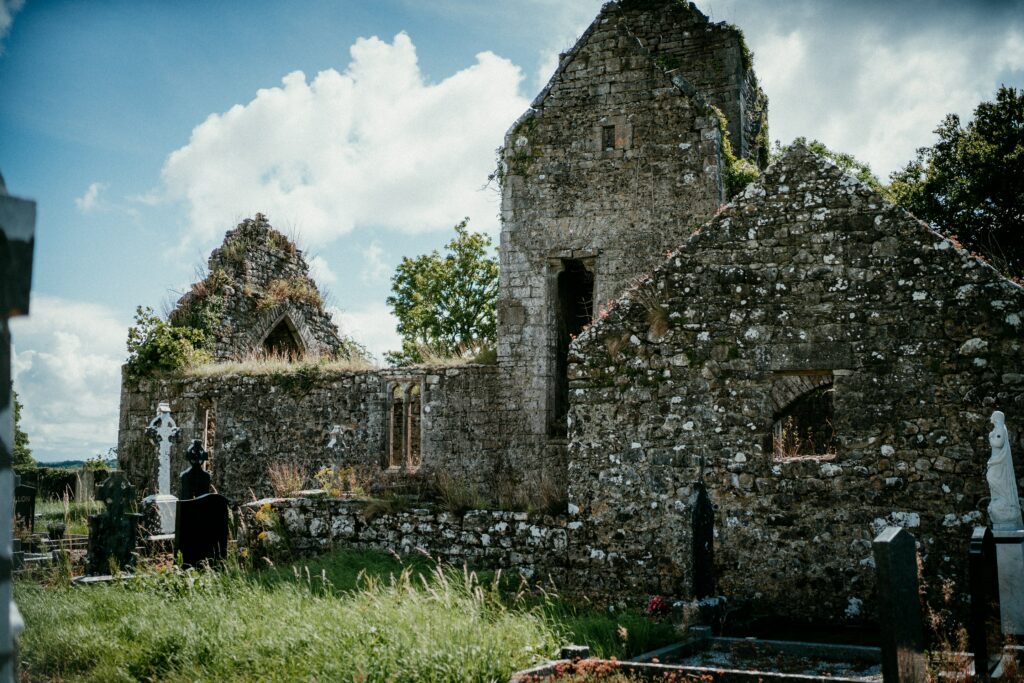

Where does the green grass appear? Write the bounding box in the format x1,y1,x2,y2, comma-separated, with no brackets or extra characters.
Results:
15,550,678,682
32,499,102,536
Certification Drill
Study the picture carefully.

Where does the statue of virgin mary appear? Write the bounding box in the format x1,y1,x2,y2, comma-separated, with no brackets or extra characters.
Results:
987,410,1023,531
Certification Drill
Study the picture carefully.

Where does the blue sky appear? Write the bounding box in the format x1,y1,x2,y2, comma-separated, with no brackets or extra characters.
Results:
2,0,1022,462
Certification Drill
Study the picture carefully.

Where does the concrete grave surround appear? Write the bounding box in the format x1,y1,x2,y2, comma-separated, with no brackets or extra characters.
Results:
120,0,1024,624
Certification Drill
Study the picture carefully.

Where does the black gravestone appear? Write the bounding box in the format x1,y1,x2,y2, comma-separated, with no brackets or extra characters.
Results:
174,493,229,568
968,526,1001,682
86,473,142,575
179,439,212,500
872,526,927,683
13,484,35,534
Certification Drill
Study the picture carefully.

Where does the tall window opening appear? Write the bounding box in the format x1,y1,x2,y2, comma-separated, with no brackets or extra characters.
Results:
772,374,836,460
388,382,422,470
602,125,616,151
552,259,594,437
263,316,304,359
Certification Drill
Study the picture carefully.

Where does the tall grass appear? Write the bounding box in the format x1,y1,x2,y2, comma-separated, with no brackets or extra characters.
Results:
33,498,102,536
16,550,678,682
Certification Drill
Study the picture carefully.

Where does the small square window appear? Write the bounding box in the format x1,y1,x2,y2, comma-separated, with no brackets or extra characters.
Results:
602,125,616,151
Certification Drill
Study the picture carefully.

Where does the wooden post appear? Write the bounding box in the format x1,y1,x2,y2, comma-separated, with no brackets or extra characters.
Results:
872,526,927,683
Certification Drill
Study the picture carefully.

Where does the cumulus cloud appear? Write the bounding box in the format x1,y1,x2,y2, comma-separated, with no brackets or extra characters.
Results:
9,295,127,463
75,182,107,213
704,0,1024,177
0,0,24,53
360,242,390,285
161,32,529,247
307,255,337,286
330,303,401,363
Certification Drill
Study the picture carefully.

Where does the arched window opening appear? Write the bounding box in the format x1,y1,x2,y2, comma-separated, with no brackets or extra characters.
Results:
773,380,836,460
263,316,304,359
552,259,594,437
388,385,406,469
406,385,422,470
387,382,422,471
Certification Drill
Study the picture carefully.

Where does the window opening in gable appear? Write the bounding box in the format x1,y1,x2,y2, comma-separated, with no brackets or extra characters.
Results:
602,125,616,151
552,259,594,437
773,381,836,460
263,316,304,359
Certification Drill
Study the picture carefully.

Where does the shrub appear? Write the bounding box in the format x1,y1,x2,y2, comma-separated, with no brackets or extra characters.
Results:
125,306,210,379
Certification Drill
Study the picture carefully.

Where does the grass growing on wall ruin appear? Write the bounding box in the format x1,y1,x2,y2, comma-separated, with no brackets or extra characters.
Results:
16,550,677,682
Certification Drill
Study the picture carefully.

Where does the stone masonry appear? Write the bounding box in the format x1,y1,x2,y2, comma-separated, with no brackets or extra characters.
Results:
565,145,1024,620
497,0,767,484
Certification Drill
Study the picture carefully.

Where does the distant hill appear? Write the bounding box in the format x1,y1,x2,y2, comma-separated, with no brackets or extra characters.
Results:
36,459,118,470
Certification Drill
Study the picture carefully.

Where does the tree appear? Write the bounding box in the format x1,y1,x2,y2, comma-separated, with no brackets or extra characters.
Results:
888,86,1024,276
12,389,35,467
386,219,498,366
125,306,210,379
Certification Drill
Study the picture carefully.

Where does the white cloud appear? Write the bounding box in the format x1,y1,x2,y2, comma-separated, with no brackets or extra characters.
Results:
532,0,602,90
307,255,337,286
161,32,528,248
0,0,25,53
75,182,107,213
361,241,390,285
330,303,401,363
9,295,127,463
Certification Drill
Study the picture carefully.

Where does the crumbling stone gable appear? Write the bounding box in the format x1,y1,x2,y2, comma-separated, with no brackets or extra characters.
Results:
169,214,344,361
565,145,1024,620
497,0,766,483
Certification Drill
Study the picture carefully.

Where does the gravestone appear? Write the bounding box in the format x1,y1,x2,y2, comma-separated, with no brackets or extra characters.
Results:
174,493,229,568
985,410,1024,635
179,439,211,500
140,402,180,535
86,473,142,575
968,526,1001,682
13,485,35,535
872,526,927,683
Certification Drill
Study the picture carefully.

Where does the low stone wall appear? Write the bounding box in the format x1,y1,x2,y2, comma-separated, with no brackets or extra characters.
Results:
239,495,569,580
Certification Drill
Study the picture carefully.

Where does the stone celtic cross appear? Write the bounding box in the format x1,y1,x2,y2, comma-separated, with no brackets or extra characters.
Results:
146,402,180,496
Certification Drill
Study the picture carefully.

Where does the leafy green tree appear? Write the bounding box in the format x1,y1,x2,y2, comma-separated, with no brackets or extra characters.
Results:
125,306,210,379
386,219,498,366
12,389,35,467
888,86,1024,276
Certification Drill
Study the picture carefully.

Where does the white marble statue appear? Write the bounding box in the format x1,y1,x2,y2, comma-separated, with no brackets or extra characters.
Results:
987,410,1023,531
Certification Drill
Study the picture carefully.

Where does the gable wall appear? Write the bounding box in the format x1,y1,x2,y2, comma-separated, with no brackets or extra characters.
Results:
565,148,1024,620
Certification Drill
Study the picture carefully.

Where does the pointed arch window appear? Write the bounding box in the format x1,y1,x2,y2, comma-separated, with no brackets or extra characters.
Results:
262,315,304,359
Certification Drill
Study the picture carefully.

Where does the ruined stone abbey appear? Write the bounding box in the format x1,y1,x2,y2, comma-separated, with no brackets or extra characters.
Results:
119,0,1024,622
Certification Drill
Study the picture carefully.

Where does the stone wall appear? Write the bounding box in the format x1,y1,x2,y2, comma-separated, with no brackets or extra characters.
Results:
496,0,765,482
239,496,569,580
118,365,503,501
565,146,1024,621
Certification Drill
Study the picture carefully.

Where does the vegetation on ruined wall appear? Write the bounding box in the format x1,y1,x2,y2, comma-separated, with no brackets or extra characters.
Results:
125,306,210,380
257,277,324,312
888,86,1024,277
709,105,761,199
386,218,498,366
17,550,677,682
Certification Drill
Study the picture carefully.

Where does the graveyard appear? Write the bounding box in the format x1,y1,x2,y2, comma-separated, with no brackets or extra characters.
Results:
4,0,1024,681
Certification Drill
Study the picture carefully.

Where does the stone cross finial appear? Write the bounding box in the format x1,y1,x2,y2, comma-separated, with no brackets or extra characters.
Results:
146,402,180,496
987,410,1022,531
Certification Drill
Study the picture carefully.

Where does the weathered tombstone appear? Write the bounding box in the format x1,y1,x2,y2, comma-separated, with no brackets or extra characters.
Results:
692,481,715,599
179,439,211,500
872,526,927,683
985,410,1024,635
174,493,229,568
86,473,142,575
74,469,94,504
968,526,1001,682
140,402,180,535
1,173,36,682
13,485,35,535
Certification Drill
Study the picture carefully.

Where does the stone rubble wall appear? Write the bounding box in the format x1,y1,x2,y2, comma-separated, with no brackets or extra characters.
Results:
118,365,503,502
565,146,1024,622
498,0,743,480
239,496,569,580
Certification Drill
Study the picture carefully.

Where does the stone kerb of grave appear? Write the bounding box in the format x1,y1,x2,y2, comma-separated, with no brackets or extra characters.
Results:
986,410,1024,636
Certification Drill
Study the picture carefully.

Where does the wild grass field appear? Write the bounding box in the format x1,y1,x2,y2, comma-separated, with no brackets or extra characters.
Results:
15,550,677,682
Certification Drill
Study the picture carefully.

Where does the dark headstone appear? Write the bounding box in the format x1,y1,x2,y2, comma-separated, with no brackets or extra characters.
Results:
969,526,1001,682
692,481,715,598
86,473,142,575
872,526,927,683
13,484,35,534
174,493,229,568
179,439,211,500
